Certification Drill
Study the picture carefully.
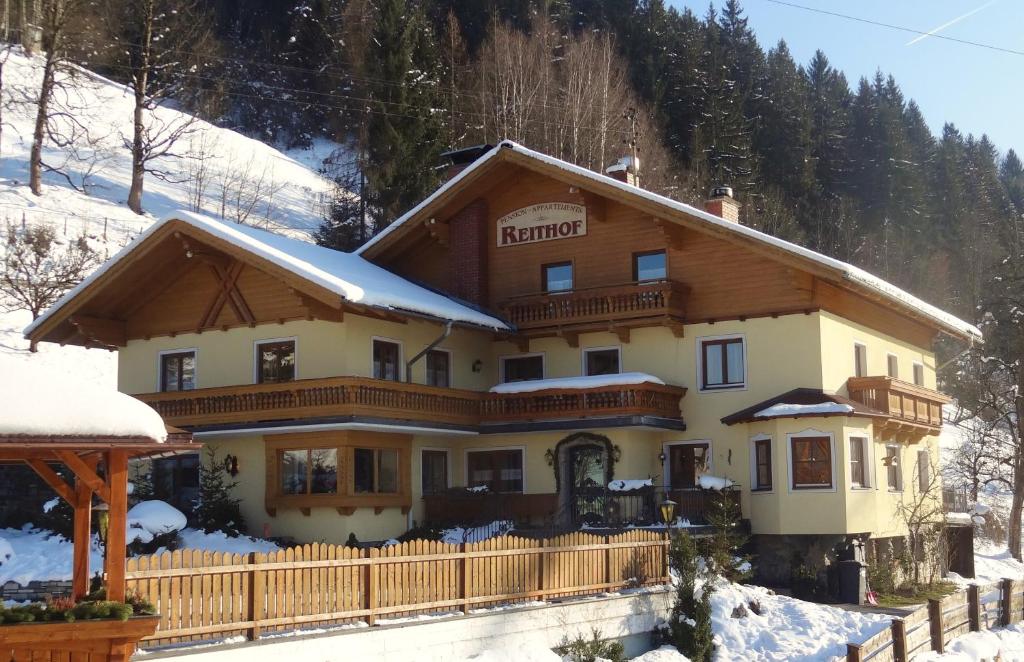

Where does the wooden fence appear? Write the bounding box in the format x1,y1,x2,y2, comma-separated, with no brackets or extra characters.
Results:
125,530,669,648
847,578,1024,661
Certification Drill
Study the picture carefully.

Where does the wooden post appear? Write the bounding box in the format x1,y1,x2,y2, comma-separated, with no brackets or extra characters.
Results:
459,543,470,615
72,475,92,599
604,536,612,588
248,552,263,640
891,619,907,662
538,539,546,600
967,584,981,632
929,598,945,653
365,547,377,626
1002,578,1014,627
104,450,129,602
846,642,862,662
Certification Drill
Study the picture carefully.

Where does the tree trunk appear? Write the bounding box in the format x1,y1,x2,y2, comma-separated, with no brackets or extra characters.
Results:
1012,373,1024,562
29,51,55,196
126,0,152,215
127,91,145,213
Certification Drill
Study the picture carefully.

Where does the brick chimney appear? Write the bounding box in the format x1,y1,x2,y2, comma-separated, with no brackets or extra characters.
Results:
605,156,639,187
442,144,493,181
704,186,741,223
448,198,489,306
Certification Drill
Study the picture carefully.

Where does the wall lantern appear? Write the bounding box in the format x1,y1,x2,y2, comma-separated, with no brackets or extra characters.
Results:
472,360,483,373
658,450,666,464
223,454,240,477
544,449,555,466
94,502,110,543
659,499,677,527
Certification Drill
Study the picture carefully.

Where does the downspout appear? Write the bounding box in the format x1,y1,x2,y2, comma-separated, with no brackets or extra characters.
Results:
405,321,453,383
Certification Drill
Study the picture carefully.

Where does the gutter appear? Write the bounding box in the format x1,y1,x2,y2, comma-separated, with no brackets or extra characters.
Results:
405,321,453,383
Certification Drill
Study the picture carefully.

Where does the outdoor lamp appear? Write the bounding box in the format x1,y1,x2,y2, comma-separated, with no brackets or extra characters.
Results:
660,498,677,527
94,502,110,543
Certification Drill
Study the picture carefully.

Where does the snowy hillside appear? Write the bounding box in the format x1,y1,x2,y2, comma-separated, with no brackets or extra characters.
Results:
0,48,342,385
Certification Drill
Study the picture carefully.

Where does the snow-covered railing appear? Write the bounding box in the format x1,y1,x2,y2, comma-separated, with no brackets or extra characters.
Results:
845,376,951,435
136,377,687,429
499,279,688,330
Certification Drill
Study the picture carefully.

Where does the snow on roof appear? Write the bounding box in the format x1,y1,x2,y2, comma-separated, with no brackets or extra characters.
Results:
489,372,666,394
25,211,510,338
753,402,855,419
359,141,980,341
0,361,168,441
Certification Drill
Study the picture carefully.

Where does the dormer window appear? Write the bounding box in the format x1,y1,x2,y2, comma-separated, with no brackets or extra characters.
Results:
542,262,573,292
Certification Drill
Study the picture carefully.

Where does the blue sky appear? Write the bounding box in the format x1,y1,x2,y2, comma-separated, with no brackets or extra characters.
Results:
668,0,1023,155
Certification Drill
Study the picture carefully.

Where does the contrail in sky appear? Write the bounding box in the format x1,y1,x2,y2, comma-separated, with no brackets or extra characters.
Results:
906,0,998,45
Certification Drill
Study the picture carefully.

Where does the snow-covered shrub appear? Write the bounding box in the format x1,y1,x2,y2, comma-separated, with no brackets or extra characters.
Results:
194,447,245,537
555,627,625,662
667,531,714,662
126,500,187,555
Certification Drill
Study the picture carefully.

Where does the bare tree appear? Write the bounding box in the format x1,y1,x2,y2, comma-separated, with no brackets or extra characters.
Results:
1,222,99,319
895,451,946,586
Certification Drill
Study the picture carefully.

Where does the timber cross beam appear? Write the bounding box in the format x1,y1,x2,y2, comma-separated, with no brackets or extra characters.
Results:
199,259,255,329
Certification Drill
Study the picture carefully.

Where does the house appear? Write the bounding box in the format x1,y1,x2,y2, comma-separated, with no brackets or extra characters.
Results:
25,141,979,583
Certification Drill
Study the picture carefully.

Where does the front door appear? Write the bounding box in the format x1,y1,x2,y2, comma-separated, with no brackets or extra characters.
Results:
559,442,608,526
669,443,709,489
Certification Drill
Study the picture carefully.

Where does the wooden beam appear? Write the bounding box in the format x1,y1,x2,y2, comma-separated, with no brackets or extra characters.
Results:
72,475,92,599
25,459,75,505
560,331,579,348
104,450,129,602
612,326,631,344
294,291,344,322
581,191,606,223
68,315,126,348
56,450,111,503
200,260,253,329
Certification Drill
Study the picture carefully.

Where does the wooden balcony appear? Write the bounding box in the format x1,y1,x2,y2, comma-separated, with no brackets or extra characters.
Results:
846,376,952,439
136,377,686,431
499,280,688,338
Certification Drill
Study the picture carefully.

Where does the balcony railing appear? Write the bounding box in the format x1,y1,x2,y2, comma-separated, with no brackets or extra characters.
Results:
499,280,688,331
136,377,686,430
846,376,951,435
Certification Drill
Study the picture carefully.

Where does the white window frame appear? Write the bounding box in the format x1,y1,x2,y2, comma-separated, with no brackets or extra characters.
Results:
498,352,546,383
662,439,713,489
912,362,925,387
854,342,868,378
581,345,622,376
425,347,454,388
848,435,872,490
419,447,453,495
464,446,526,494
886,352,900,379
885,444,903,492
156,347,199,392
749,433,773,494
786,428,837,493
253,336,298,384
371,336,404,381
696,333,747,393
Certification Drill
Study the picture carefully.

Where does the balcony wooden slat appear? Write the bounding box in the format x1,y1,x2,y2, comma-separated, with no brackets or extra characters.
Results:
846,376,951,439
135,377,687,430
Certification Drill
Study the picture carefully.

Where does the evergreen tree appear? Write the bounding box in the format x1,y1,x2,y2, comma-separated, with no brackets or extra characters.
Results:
194,447,245,537
668,531,715,662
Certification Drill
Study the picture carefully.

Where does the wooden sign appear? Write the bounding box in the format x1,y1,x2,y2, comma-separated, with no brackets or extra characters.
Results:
496,202,587,247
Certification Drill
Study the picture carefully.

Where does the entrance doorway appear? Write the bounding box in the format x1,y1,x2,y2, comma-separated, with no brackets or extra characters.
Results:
555,433,612,526
668,443,710,489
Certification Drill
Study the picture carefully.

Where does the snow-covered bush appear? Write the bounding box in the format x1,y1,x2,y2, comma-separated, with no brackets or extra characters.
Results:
666,531,714,662
126,500,187,555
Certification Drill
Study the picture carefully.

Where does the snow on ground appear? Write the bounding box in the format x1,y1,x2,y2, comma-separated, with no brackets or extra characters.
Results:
709,580,890,662
630,647,692,662
176,528,281,555
916,623,1024,661
949,540,1024,587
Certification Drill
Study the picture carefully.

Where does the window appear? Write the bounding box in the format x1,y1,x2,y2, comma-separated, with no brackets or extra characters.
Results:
854,344,867,378
542,261,573,292
467,449,523,493
917,450,930,492
583,347,620,376
280,448,338,495
700,337,745,390
152,453,199,513
885,445,902,491
257,340,295,383
501,354,544,383
426,349,451,387
849,437,868,487
354,448,399,493
421,449,449,496
790,436,833,489
633,250,667,282
373,339,401,381
753,438,772,491
160,351,196,391
913,363,925,387
887,354,899,379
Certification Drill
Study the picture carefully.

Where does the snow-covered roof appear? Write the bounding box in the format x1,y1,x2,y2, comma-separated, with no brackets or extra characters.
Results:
488,372,666,394
721,388,885,425
753,403,854,419
25,211,510,338
359,141,980,341
0,363,168,441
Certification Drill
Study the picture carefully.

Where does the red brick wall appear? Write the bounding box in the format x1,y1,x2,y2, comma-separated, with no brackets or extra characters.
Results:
449,198,489,305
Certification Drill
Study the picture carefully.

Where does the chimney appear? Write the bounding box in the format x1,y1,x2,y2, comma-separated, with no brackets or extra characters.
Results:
605,156,640,187
441,144,494,180
704,186,741,223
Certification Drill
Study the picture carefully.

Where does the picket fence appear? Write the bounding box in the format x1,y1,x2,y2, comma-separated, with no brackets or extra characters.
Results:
847,578,1024,661
124,530,669,648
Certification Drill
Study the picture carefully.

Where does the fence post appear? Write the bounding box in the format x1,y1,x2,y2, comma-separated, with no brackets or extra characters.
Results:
891,619,907,662
365,548,377,626
846,642,862,662
248,552,263,640
929,598,944,653
460,543,470,615
538,539,546,600
967,584,980,632
1002,578,1014,627
604,536,612,588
